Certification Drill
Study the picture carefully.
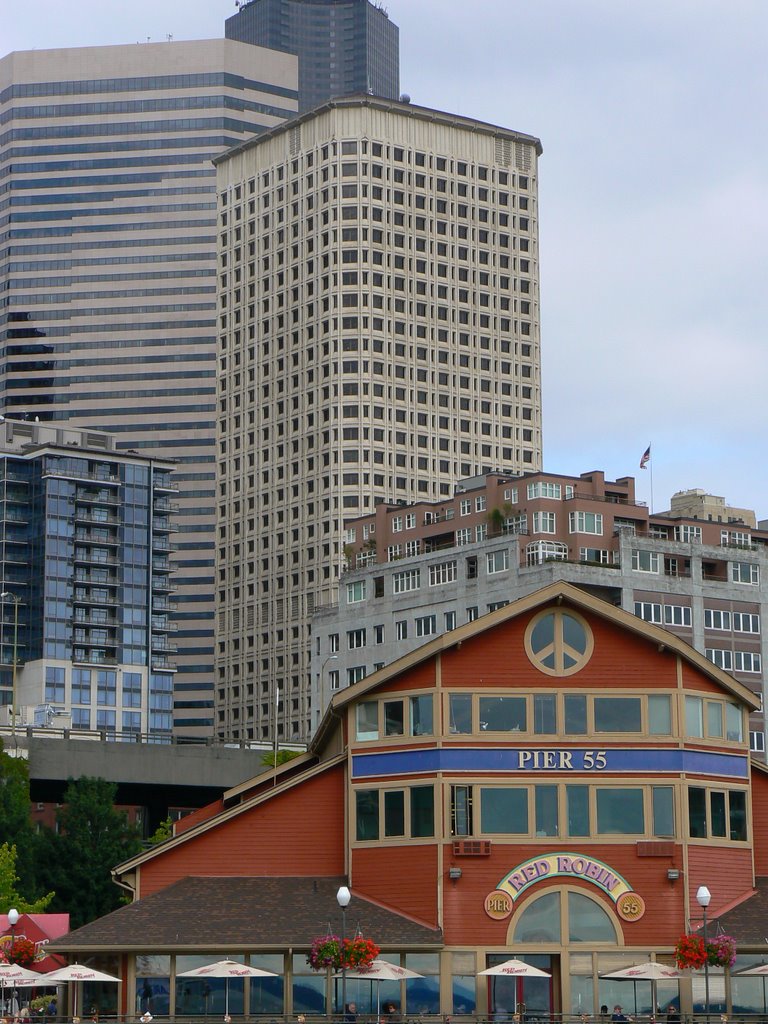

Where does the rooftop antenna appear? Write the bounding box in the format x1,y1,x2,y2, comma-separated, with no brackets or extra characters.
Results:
166,33,173,42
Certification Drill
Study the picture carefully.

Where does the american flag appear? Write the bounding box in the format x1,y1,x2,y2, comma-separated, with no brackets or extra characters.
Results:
639,445,651,470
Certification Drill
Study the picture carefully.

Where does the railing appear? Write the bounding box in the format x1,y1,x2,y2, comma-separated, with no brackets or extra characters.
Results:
0,722,306,749
17,1015,755,1024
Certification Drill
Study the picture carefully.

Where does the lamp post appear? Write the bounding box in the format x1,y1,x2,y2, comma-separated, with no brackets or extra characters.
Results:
0,593,21,750
7,908,19,960
337,884,351,1020
696,885,711,1022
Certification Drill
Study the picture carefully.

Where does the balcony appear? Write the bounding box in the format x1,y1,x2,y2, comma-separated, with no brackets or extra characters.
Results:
151,638,178,654
153,499,179,514
151,577,176,593
73,552,119,568
74,510,119,526
75,529,119,546
151,656,177,672
73,570,119,587
151,616,177,632
72,650,118,666
75,489,119,506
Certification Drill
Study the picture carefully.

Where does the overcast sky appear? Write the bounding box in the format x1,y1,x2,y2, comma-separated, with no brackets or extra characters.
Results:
4,1,768,519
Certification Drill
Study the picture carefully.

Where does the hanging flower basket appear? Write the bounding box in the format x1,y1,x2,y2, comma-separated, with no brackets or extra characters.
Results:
307,935,380,972
6,938,37,968
674,934,736,970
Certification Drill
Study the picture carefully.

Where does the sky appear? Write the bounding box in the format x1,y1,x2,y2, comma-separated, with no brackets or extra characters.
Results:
3,1,768,518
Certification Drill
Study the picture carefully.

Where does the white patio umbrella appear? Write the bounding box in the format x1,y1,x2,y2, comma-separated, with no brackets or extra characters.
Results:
41,964,121,1020
335,960,424,1018
177,959,277,1017
0,963,48,1013
601,961,683,1015
478,959,552,978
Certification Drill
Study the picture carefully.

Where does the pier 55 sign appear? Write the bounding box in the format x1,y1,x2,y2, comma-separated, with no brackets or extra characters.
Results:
484,853,645,922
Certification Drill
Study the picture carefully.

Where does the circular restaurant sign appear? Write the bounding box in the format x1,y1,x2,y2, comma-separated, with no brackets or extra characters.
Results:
484,890,514,920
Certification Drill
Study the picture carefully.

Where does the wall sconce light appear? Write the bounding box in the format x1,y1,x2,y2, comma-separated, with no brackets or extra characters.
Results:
667,868,680,882
449,867,462,880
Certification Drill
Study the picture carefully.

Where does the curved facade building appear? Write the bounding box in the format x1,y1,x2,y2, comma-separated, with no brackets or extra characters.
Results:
52,582,768,1020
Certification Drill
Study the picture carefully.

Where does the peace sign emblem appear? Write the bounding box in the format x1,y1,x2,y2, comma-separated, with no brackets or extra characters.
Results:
525,608,593,676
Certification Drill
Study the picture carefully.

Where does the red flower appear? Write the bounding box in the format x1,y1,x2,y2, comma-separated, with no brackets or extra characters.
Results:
307,935,380,972
7,938,36,968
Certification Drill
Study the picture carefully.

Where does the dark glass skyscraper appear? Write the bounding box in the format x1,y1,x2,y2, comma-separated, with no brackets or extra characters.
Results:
226,0,399,112
0,39,298,737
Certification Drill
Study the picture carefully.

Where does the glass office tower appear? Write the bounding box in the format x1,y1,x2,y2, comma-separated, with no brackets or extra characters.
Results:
0,420,177,737
226,0,399,112
0,39,298,736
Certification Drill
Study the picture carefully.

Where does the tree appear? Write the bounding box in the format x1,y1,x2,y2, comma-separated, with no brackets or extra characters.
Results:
0,842,54,913
0,744,52,903
260,749,301,768
147,816,174,845
46,778,143,928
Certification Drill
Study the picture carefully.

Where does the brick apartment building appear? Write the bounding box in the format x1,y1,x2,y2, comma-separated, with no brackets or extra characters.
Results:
312,470,767,749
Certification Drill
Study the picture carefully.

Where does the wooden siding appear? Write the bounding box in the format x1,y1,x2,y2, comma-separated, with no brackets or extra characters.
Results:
352,844,439,927
441,841,687,947
687,845,754,915
440,608,680,691
751,768,768,875
139,763,346,897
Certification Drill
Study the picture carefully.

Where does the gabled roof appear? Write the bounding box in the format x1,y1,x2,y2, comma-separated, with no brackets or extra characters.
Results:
311,580,760,751
47,876,442,953
115,582,759,882
112,751,340,883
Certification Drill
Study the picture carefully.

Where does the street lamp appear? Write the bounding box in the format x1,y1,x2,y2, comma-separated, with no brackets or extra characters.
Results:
0,593,21,750
337,884,351,1020
7,908,19,960
697,885,711,1021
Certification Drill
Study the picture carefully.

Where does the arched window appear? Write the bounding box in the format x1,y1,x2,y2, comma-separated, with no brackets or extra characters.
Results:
511,888,620,946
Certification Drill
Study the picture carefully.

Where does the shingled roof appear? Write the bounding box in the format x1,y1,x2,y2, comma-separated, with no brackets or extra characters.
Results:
47,877,442,953
709,877,768,946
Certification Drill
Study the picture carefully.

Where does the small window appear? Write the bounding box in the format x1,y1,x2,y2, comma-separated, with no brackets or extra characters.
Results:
410,695,433,736
449,693,472,734
356,701,378,741
479,696,526,732
356,790,379,840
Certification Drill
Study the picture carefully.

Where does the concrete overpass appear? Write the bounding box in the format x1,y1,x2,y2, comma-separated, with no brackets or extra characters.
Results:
1,726,303,831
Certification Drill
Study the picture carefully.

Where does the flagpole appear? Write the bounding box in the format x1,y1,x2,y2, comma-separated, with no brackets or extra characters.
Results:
273,685,280,787
650,453,654,514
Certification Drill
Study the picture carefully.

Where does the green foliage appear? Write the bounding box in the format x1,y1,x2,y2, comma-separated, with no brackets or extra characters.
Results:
43,777,143,929
147,817,174,846
260,748,301,768
0,842,54,912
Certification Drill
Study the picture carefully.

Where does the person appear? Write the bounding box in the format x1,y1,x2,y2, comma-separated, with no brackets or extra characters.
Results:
600,1009,609,1021
666,1008,680,1024
344,1003,357,1023
612,1007,629,1022
46,1002,56,1018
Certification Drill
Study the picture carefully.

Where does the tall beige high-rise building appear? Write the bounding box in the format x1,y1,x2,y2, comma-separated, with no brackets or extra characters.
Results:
214,95,543,740
0,40,298,737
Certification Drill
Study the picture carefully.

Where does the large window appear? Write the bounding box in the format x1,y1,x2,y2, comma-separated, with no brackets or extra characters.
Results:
731,561,759,585
532,511,556,534
355,786,435,841
480,787,528,834
632,549,660,573
393,569,420,594
429,561,457,586
685,695,744,742
455,784,677,840
512,889,618,945
478,695,526,732
486,549,509,574
596,788,644,834
688,787,747,841
568,511,603,535
593,697,641,733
